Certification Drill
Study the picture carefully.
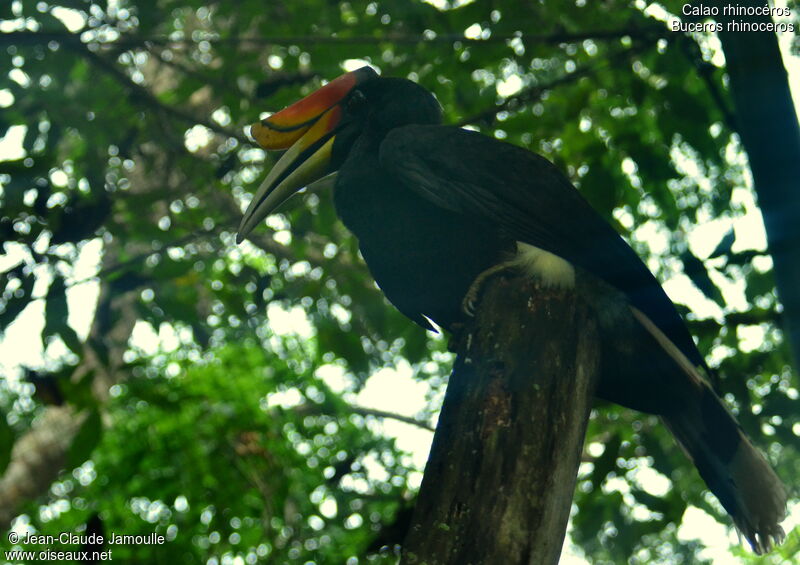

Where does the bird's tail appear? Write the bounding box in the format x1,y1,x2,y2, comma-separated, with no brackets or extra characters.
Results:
631,308,787,553
663,384,787,553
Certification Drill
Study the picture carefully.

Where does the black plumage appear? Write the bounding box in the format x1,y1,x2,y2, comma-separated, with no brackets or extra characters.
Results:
239,68,786,553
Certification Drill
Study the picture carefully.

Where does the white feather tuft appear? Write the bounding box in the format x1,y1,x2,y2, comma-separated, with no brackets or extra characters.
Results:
512,242,575,288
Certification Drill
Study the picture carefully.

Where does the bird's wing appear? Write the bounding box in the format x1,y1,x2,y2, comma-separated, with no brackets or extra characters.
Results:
380,125,707,370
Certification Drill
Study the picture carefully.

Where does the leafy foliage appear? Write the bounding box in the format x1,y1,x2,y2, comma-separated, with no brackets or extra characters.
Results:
23,341,414,563
0,0,797,563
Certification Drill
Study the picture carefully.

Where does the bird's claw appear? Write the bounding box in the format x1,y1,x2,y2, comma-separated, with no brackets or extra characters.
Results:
461,262,515,318
462,293,479,318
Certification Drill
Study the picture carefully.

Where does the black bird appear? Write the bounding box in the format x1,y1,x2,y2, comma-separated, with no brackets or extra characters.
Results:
237,67,786,552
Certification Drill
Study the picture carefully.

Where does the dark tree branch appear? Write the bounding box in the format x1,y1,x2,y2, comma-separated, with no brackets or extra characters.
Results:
677,35,739,132
402,275,599,564
457,63,600,128
0,141,200,528
0,267,140,529
59,40,250,145
350,407,435,432
688,308,782,335
147,43,240,93
1,28,669,50
458,40,667,128
0,407,85,528
294,403,435,432
716,4,800,368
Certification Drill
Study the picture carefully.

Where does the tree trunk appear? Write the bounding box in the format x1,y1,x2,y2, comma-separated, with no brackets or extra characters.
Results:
0,283,139,529
401,275,599,564
716,3,800,367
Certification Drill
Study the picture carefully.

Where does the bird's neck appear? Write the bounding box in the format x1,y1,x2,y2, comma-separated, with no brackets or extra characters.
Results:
333,124,438,235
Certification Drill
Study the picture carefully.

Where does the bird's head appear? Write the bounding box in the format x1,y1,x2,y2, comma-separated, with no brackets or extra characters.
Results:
237,66,441,242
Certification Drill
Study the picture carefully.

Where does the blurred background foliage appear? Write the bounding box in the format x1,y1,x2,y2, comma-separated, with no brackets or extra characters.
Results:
0,0,798,563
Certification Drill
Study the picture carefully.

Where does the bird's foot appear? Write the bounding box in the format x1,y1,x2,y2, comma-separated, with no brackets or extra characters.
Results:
461,262,516,317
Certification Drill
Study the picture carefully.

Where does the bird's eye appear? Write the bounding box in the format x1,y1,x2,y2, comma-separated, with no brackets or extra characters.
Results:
347,90,367,113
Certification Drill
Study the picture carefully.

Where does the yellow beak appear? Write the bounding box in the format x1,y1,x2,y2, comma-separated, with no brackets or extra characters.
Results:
237,67,377,242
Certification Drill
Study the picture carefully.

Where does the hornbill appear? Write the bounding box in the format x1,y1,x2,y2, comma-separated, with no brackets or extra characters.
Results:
237,66,787,552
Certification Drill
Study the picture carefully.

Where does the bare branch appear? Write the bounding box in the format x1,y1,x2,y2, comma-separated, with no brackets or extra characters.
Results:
457,64,599,128
61,40,251,145
292,402,435,432
350,406,435,432
0,407,85,528
1,27,670,50
677,36,739,132
458,41,666,128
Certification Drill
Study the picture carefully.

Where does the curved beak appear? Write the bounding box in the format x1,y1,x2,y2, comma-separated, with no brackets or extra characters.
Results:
237,66,377,243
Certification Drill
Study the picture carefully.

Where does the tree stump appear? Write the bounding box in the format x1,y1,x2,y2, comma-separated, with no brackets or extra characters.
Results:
402,274,600,564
